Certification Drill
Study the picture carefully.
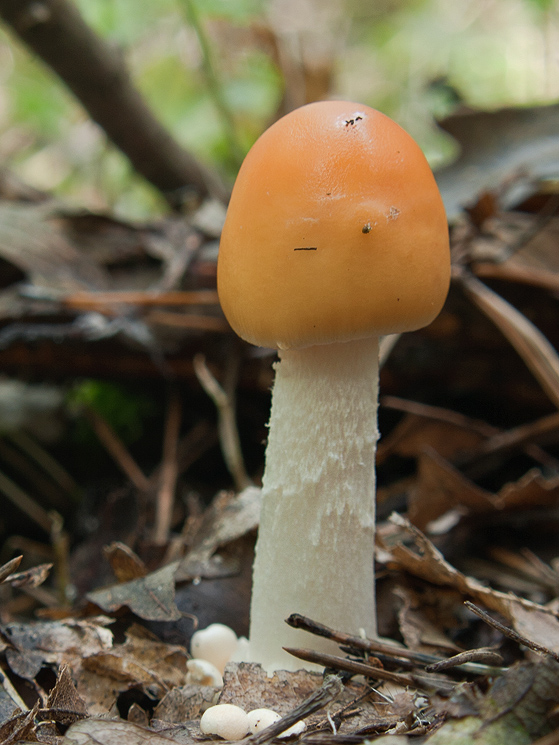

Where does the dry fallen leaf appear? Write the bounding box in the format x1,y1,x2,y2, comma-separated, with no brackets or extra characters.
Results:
154,683,218,724
1,617,113,682
176,487,260,582
218,662,321,716
87,561,182,621
78,624,187,715
63,716,197,745
379,514,559,652
427,657,559,743
43,664,88,726
0,556,22,584
104,542,148,583
408,448,498,530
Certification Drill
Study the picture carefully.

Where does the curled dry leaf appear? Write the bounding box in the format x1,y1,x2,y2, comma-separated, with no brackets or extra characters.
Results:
80,623,187,708
461,273,559,410
7,562,53,589
436,102,559,219
379,514,559,653
0,556,22,584
43,664,88,726
176,487,260,581
154,684,219,724
1,617,113,683
408,449,559,532
103,542,148,583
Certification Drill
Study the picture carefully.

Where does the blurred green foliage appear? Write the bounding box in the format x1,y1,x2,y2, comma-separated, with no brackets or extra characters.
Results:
0,0,558,215
69,380,155,445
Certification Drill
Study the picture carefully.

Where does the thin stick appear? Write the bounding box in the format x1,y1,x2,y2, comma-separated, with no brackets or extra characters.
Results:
194,353,251,491
147,310,229,332
284,647,416,687
178,0,244,169
286,614,504,676
248,674,344,745
0,467,53,533
153,387,182,545
8,429,80,499
425,647,503,673
83,405,151,493
63,289,220,310
465,601,559,662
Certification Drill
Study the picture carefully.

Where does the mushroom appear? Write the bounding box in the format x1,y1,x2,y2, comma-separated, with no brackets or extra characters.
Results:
247,709,306,738
186,658,223,688
190,623,239,674
200,704,250,740
217,100,450,671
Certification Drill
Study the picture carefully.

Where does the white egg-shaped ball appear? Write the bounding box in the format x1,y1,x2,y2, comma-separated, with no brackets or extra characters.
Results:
246,709,306,738
200,704,249,740
247,708,281,733
186,658,223,687
191,624,239,674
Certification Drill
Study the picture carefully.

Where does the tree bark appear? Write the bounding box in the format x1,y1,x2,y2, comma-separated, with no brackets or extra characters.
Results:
0,0,227,205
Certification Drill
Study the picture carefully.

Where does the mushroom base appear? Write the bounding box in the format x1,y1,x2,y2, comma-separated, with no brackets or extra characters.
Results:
247,336,380,672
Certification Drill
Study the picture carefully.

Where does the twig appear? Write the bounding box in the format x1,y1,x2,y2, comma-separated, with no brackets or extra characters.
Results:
49,510,71,606
380,395,497,436
62,289,220,311
8,429,80,499
194,353,251,491
0,0,226,205
465,601,559,662
248,674,344,745
83,404,151,493
153,386,182,545
459,410,559,465
425,647,503,673
179,0,244,170
460,271,559,410
146,311,229,332
381,395,559,472
283,648,416,687
0,467,54,532
286,614,504,676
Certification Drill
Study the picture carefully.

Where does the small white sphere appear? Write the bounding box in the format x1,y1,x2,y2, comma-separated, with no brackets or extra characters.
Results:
186,658,223,687
246,709,306,738
247,708,281,733
200,704,250,741
191,624,239,674
279,720,307,738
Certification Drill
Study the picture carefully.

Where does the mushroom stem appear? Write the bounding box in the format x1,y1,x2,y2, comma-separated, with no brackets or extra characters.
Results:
249,336,380,672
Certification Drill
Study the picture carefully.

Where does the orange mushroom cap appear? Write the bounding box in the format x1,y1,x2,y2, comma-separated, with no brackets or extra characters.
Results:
218,101,450,350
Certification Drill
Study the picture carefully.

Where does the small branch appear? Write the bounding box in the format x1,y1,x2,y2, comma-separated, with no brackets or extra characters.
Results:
179,0,244,170
83,404,151,493
424,647,503,673
0,0,226,205
286,614,504,676
144,310,229,332
153,386,182,545
0,467,54,532
465,601,559,662
460,271,559,411
62,289,220,311
283,647,416,687
248,674,344,745
8,429,80,500
194,353,251,491
49,510,71,606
